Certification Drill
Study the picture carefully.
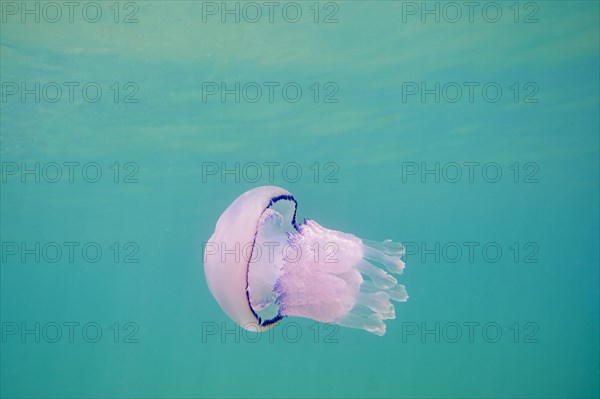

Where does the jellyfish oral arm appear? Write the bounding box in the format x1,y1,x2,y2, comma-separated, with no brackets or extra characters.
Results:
254,218,408,336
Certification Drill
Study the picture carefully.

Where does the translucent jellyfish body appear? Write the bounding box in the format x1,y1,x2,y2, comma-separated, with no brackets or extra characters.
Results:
203,186,407,336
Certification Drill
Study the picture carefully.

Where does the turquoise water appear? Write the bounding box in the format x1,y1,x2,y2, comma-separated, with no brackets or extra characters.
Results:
1,1,599,398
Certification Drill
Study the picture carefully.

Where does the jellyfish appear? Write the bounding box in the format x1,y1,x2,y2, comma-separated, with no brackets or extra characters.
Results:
203,186,407,336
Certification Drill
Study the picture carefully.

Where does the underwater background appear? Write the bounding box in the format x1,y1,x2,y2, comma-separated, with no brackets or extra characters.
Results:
1,1,599,398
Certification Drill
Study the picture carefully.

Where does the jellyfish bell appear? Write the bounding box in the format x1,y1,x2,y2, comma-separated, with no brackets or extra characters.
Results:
203,186,296,332
203,186,408,336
